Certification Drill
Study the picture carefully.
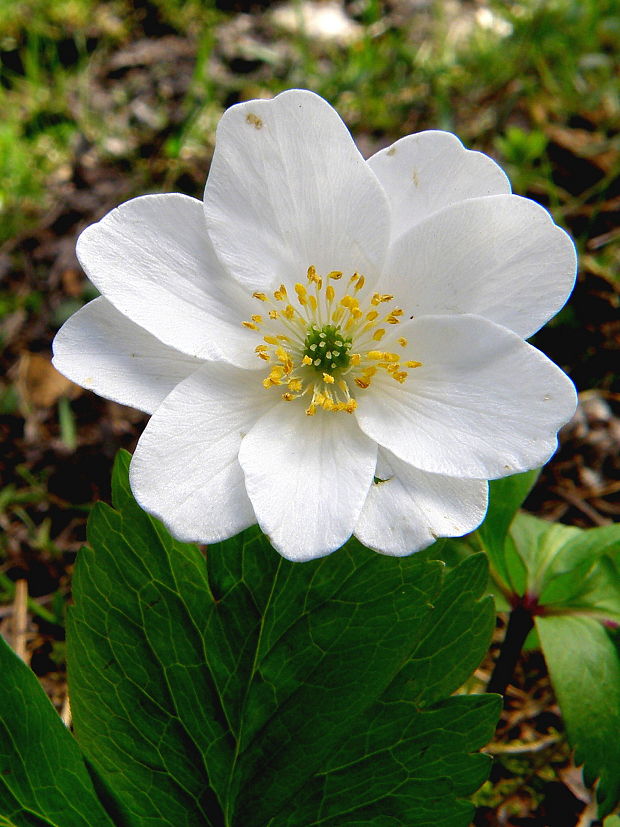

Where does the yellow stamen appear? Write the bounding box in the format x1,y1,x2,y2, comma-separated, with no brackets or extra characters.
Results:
372,328,386,341
397,337,408,347
243,321,259,330
371,292,394,306
405,360,423,368
328,270,343,280
302,355,313,366
323,373,335,384
253,292,267,301
295,283,308,305
367,351,400,362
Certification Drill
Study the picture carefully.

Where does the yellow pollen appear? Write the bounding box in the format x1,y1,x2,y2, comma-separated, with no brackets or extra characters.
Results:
371,292,394,306
251,265,420,415
263,366,285,388
307,266,322,288
367,351,400,362
295,283,308,305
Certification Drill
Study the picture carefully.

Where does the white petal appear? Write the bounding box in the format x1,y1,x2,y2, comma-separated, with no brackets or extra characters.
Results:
386,194,577,338
238,404,377,561
355,450,488,555
76,193,259,367
204,89,390,293
368,131,511,238
129,363,276,543
52,297,203,414
354,314,577,479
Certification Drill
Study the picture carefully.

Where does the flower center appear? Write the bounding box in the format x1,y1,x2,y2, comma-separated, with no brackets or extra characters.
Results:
302,323,352,372
242,266,422,416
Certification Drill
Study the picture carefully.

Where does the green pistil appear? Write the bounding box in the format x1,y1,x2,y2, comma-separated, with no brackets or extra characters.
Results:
303,324,352,372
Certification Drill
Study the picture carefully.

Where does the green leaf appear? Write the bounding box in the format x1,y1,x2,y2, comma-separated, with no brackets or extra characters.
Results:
509,512,580,597
540,524,620,607
536,615,620,816
506,514,620,621
66,450,499,826
0,636,115,827
477,470,539,592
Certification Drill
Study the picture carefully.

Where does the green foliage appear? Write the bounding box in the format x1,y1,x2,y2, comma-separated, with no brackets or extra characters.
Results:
473,468,620,816
476,470,539,595
0,450,500,825
536,615,620,817
0,635,115,827
61,450,498,826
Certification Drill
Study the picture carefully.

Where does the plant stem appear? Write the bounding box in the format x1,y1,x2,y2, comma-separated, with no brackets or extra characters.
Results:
487,605,534,697
0,572,57,624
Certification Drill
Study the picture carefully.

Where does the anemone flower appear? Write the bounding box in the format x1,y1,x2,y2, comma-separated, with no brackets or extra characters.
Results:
53,90,577,561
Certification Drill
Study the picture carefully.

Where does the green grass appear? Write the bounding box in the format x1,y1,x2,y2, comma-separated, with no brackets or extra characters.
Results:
1,0,618,249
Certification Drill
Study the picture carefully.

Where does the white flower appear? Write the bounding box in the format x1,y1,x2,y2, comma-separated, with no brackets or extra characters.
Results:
53,90,577,561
